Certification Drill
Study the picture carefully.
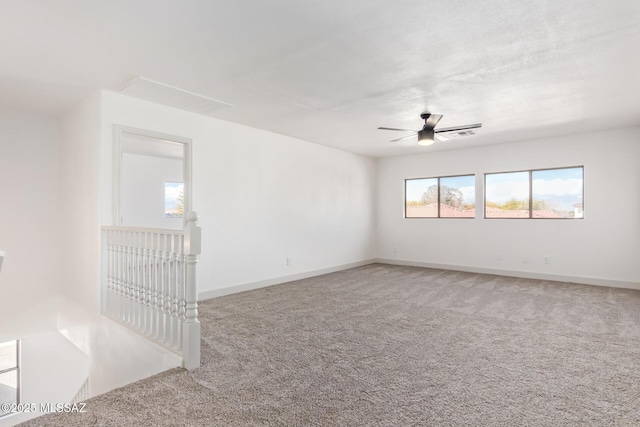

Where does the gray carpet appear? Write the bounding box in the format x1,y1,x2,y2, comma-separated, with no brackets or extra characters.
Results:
21,264,640,426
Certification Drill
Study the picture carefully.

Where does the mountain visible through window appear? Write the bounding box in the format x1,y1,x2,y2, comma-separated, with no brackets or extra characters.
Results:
485,167,583,219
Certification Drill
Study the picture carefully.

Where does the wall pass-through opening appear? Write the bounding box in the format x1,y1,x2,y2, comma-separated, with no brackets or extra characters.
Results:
113,126,192,229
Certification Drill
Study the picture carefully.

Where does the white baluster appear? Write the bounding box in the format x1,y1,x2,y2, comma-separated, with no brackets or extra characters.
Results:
172,234,182,350
116,230,123,319
159,233,167,343
150,233,158,339
111,230,117,316
133,231,141,330
165,235,174,346
142,231,150,335
106,231,114,315
177,234,185,349
177,248,186,349
165,233,172,344
100,222,200,369
124,231,131,324
115,230,123,319
167,234,176,349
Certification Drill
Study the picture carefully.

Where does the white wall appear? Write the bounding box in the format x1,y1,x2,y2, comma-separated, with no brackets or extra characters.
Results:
58,93,102,311
0,111,61,321
120,153,183,229
1,94,637,322
376,127,640,288
99,91,377,299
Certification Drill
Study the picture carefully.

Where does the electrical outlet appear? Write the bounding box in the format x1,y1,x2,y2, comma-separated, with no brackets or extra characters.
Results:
286,258,291,266
544,256,550,264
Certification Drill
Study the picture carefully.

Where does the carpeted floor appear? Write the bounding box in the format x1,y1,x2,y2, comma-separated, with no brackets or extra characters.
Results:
21,264,640,426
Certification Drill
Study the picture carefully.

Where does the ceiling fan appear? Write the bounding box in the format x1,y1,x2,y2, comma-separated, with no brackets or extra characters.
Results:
378,113,482,146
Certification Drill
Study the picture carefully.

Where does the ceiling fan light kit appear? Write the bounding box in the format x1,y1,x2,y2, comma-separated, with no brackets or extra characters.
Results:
379,112,482,147
417,129,435,146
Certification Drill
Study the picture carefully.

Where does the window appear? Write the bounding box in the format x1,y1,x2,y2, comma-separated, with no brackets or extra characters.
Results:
532,168,584,218
406,178,438,218
405,175,475,218
0,340,19,418
485,171,530,218
485,166,583,219
164,182,184,218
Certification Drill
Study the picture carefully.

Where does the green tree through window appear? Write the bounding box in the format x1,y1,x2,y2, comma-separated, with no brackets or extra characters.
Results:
405,175,475,218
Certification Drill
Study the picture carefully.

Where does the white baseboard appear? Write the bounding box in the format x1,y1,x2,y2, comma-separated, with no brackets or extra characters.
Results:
198,259,377,301
198,258,640,300
375,258,640,291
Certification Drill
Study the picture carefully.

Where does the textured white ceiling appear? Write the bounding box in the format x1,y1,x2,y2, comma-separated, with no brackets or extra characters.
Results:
1,0,639,157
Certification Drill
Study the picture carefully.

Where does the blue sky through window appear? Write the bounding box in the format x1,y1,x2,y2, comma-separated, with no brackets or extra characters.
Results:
440,175,475,205
485,171,529,204
406,176,474,202
405,178,437,201
533,167,583,212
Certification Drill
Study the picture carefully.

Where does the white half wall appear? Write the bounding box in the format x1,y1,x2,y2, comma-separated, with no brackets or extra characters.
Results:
376,127,640,288
0,111,61,321
99,91,377,299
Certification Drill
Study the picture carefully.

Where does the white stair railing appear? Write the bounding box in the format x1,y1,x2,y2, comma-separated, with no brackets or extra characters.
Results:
71,377,89,404
101,212,201,369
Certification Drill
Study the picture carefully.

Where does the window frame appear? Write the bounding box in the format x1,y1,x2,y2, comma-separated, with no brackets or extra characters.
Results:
404,174,476,219
484,166,584,220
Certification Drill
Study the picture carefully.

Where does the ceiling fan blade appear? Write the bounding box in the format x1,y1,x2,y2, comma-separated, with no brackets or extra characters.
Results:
424,114,443,129
390,133,417,142
435,123,482,134
378,127,418,132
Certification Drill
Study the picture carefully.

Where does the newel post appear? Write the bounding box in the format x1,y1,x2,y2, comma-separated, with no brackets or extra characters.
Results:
183,211,201,370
